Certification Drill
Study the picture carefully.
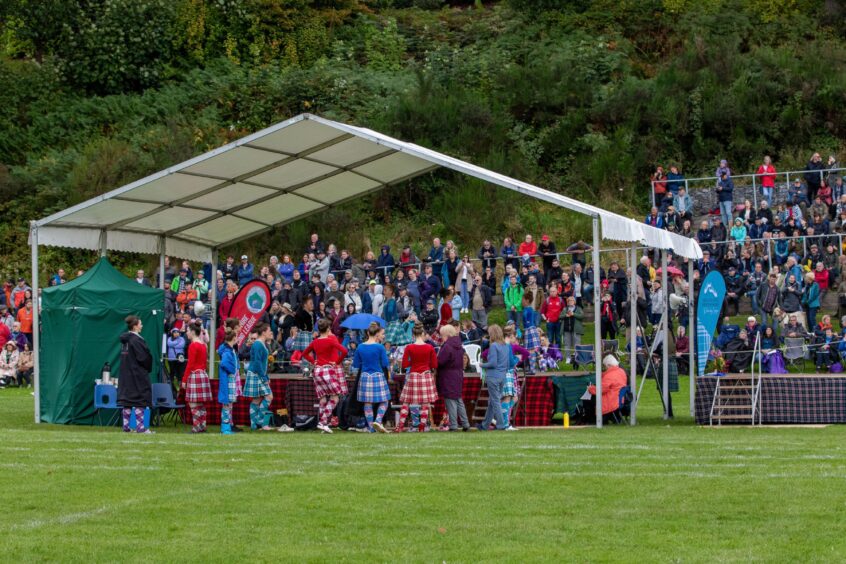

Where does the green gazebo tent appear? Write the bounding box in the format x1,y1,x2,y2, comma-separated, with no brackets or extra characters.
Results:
39,258,164,425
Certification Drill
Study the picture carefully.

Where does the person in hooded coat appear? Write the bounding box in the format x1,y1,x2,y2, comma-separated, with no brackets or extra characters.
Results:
436,324,471,431
117,315,153,433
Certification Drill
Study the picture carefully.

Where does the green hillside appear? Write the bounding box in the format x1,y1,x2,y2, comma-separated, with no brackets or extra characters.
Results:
2,0,845,275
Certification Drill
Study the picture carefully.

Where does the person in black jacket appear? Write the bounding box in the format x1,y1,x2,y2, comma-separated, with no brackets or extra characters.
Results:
117,315,153,434
805,152,824,202
478,240,499,271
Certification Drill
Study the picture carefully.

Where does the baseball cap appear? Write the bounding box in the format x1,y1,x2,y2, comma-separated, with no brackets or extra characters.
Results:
541,234,549,241
241,255,248,260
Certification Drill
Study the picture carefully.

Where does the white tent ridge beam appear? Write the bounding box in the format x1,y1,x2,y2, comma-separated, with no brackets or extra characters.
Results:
34,113,702,260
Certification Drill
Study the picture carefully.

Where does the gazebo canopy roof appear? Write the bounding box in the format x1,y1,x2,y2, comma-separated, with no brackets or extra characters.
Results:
33,113,701,261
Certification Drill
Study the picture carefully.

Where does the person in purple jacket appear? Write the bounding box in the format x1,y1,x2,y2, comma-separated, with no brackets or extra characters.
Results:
436,324,471,431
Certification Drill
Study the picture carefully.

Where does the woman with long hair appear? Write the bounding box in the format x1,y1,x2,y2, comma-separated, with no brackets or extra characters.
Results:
303,318,348,434
242,322,275,431
182,320,212,433
396,324,438,432
352,322,391,433
217,328,240,435
478,324,508,431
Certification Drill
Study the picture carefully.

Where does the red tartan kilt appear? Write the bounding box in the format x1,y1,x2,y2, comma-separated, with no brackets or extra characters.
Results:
400,371,438,404
184,370,212,403
313,364,347,398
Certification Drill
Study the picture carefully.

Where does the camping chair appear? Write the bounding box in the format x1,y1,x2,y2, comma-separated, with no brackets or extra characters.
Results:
607,385,632,424
463,344,482,374
94,384,120,426
151,382,185,426
783,337,806,370
573,344,595,369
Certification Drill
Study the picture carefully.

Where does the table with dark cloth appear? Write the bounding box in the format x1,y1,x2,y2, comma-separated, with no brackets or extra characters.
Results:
550,374,595,417
695,374,846,424
285,372,559,427
178,377,290,427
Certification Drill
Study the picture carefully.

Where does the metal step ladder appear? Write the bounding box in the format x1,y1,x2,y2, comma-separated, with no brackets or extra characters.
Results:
472,386,489,424
710,334,763,425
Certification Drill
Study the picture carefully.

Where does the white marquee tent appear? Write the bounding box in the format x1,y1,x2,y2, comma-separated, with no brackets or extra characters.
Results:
31,113,701,427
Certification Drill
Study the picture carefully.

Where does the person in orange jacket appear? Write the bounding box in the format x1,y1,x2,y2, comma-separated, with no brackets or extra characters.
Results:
588,355,628,421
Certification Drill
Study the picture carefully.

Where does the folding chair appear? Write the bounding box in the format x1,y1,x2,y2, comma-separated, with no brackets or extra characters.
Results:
94,384,120,426
151,382,185,426
783,337,806,371
573,344,595,369
463,344,482,374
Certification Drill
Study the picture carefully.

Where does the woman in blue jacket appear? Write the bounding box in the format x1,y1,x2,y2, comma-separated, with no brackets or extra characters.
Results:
802,272,822,329
353,322,392,433
217,329,240,435
478,324,509,431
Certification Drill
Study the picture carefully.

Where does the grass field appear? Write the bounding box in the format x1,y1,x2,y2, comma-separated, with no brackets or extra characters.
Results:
3,377,846,563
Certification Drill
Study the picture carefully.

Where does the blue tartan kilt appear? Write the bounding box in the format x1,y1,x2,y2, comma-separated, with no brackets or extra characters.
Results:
524,326,541,350
384,321,411,345
502,369,518,398
356,371,391,403
291,331,313,352
242,370,271,398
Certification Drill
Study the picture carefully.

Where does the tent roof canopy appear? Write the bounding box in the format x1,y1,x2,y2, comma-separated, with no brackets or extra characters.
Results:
34,113,701,261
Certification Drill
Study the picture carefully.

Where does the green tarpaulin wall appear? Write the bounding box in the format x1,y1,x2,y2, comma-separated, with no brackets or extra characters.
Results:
39,257,164,425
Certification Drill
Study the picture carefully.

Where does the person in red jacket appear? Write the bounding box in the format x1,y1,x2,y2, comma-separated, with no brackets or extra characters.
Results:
517,234,537,263
756,155,777,206
540,285,564,348
302,318,348,434
396,324,439,432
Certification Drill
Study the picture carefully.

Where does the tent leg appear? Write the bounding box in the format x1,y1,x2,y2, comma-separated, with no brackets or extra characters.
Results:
208,248,218,380
99,229,107,258
688,257,695,417
662,251,669,420
592,217,602,429
30,222,41,424
158,238,166,290
629,244,638,426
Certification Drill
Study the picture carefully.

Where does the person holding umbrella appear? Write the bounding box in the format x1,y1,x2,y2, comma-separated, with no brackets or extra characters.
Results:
117,315,153,434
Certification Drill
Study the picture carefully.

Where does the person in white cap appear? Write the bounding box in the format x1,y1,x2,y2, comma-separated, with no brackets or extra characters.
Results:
587,355,628,423
237,255,254,285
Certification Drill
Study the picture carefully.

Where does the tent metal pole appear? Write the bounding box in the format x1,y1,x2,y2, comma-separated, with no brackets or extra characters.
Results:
592,217,603,428
98,230,107,258
30,221,41,424
159,238,166,291
629,244,638,426
688,257,695,417
208,248,218,380
661,251,669,420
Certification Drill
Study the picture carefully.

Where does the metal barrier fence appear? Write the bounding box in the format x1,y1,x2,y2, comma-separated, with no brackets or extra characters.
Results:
650,166,846,212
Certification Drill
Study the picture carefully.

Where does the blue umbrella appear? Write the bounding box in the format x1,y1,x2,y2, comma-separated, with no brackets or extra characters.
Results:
340,313,385,330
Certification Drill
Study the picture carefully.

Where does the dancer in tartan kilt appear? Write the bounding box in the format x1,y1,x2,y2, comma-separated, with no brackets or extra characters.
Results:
352,322,391,433
500,324,521,431
291,296,316,351
243,322,274,431
182,321,211,433
217,328,240,435
303,318,348,434
396,324,439,432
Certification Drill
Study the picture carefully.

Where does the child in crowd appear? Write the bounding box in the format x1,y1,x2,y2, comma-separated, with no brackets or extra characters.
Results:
538,335,563,371
522,294,541,374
